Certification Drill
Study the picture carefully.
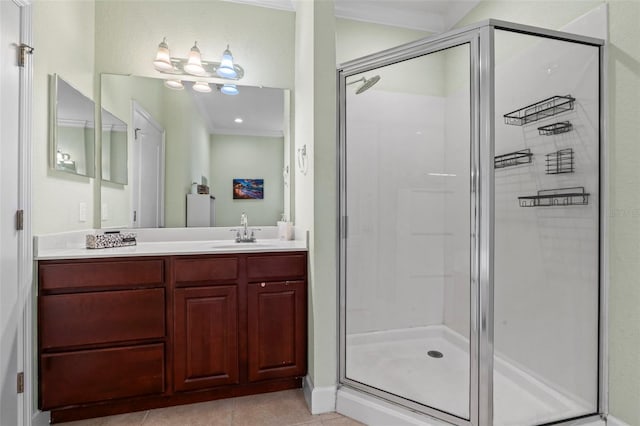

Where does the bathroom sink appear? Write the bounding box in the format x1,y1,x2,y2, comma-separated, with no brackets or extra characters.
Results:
211,242,278,249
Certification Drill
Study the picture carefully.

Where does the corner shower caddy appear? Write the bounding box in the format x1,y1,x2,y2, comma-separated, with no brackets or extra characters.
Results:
504,95,575,126
518,186,589,207
494,149,533,169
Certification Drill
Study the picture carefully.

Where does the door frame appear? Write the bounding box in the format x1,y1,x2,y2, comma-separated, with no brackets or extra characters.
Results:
11,0,40,425
131,100,165,228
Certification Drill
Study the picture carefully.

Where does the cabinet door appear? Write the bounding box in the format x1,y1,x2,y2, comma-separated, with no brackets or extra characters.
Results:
247,280,306,382
174,286,239,391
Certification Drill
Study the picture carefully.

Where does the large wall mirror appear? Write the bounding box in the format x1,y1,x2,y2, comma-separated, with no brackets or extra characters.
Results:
100,74,292,229
50,74,96,177
101,108,128,185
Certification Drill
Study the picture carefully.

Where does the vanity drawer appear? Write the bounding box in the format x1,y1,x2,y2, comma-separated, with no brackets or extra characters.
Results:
174,256,239,285
40,288,165,349
39,259,164,292
40,343,165,409
247,253,307,281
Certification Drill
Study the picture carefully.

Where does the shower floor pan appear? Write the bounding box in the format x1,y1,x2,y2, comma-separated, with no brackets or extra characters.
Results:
345,325,589,425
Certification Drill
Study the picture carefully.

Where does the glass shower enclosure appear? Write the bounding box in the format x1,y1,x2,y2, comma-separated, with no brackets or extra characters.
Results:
338,20,604,426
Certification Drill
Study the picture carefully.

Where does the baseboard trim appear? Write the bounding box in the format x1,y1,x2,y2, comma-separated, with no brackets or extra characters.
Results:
607,415,631,426
302,375,336,414
32,410,50,426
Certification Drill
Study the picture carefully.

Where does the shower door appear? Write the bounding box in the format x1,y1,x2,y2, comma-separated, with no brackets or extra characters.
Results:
339,37,477,424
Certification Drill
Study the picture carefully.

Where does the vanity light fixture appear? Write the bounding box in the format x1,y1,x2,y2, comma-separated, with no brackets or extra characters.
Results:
164,79,184,90
152,38,244,80
192,81,212,93
220,83,239,96
183,42,206,75
153,38,173,71
216,45,237,79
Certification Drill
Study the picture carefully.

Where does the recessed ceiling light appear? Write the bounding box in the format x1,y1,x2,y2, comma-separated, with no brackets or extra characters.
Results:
234,117,243,123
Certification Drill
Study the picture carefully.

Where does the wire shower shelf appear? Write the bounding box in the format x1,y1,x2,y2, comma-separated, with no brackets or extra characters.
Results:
494,149,533,169
504,95,575,126
518,187,589,207
538,121,573,136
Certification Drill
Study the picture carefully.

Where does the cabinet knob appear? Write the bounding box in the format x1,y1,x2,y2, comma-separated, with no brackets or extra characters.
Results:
285,281,289,286
261,282,266,287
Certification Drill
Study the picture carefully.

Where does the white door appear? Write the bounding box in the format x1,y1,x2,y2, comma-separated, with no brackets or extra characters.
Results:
1,1,29,425
132,102,165,228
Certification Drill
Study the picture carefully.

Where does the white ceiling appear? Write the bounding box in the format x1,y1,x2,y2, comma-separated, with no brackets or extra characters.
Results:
188,83,284,137
224,0,480,32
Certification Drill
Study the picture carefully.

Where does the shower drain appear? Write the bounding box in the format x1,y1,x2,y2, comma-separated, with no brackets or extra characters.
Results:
427,350,444,359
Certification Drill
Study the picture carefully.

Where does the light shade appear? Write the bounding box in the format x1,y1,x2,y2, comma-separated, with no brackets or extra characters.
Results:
216,45,237,79
153,37,173,71
192,81,211,93
183,41,206,75
164,79,184,90
220,84,239,96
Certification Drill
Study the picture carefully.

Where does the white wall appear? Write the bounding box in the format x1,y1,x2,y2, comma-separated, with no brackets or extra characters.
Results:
345,90,448,334
32,1,95,235
209,134,284,227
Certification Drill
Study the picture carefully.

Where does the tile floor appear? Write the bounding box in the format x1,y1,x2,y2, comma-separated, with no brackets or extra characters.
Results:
58,389,364,426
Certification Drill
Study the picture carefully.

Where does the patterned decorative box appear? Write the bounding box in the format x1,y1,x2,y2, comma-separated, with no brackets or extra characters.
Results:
86,232,137,249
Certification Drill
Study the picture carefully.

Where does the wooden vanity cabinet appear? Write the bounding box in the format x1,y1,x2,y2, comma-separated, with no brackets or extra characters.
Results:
38,258,167,411
173,256,240,391
246,253,307,382
38,251,307,423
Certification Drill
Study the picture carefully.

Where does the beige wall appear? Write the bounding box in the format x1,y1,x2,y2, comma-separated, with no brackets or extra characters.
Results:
607,1,640,423
336,18,429,65
94,0,295,89
33,1,95,234
210,134,284,227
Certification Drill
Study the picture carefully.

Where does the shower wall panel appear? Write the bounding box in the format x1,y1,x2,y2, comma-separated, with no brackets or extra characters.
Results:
493,30,600,423
345,90,448,334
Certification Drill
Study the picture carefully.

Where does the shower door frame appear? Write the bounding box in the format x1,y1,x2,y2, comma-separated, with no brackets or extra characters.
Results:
337,19,606,426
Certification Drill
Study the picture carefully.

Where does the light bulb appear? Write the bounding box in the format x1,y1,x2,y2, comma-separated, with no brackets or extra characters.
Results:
216,45,237,79
183,41,206,75
164,79,184,90
220,84,239,95
153,37,173,71
192,81,211,93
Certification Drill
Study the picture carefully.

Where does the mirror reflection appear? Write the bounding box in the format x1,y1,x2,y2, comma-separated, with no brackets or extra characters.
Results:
50,74,96,177
101,108,128,185
100,74,289,228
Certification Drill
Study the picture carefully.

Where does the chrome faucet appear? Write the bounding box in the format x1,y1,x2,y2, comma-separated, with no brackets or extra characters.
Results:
233,212,258,242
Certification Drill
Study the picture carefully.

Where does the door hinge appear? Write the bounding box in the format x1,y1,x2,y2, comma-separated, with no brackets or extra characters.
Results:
133,210,137,223
134,128,141,140
16,209,24,231
17,372,24,394
18,44,34,68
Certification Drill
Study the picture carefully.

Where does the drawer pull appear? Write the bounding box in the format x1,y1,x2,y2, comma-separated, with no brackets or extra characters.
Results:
285,281,290,286
261,282,266,288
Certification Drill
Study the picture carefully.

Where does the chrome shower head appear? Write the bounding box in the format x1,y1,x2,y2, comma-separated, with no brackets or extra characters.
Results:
347,75,381,94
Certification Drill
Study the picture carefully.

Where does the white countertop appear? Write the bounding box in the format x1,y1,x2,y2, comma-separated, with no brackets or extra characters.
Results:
34,227,308,260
